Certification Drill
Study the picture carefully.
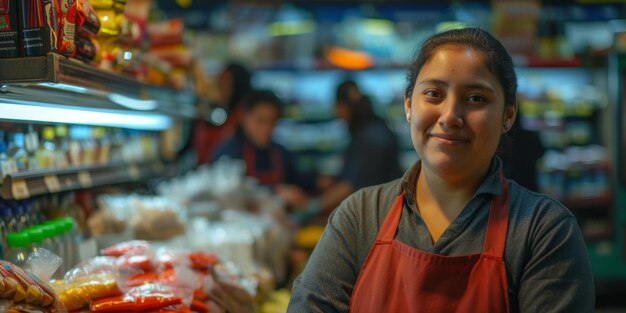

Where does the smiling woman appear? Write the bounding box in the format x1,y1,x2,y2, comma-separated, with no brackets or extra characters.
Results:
287,28,594,313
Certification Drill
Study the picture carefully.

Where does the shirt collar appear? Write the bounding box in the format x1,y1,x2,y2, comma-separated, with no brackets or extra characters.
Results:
401,157,504,205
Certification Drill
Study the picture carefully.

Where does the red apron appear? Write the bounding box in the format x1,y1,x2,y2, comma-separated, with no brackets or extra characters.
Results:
350,172,510,313
243,143,284,186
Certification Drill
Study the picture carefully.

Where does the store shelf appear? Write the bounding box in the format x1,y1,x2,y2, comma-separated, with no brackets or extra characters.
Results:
0,53,197,126
0,162,170,200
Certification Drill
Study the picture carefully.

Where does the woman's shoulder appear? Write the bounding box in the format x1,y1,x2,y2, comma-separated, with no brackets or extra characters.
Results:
334,178,404,226
506,179,577,232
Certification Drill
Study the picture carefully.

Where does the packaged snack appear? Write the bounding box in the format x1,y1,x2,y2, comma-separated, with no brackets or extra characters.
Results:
57,0,77,56
187,252,219,271
89,284,183,312
0,260,57,307
0,0,20,58
74,35,97,62
115,253,153,272
53,273,120,311
100,240,150,257
54,257,122,311
75,0,99,37
19,0,59,56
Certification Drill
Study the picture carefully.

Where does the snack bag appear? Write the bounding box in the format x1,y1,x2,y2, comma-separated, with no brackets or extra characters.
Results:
89,284,186,312
100,240,150,257
52,257,123,311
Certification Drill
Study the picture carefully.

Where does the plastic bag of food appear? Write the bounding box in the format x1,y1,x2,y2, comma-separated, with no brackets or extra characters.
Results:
0,254,64,309
53,257,124,311
100,240,150,257
89,284,187,312
130,197,186,241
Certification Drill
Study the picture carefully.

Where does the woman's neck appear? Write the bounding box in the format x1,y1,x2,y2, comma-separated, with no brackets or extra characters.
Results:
416,161,491,220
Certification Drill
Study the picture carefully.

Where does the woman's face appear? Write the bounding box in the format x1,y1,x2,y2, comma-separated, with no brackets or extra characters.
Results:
404,44,516,178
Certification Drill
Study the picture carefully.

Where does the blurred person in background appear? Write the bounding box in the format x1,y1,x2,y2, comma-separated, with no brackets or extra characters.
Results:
277,80,402,224
193,62,253,165
212,90,315,190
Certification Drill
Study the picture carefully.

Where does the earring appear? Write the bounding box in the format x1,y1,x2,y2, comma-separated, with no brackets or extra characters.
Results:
503,121,510,132
406,113,410,122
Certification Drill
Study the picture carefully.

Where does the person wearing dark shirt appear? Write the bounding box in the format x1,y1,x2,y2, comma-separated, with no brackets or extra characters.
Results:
212,90,313,190
276,82,403,223
287,28,593,312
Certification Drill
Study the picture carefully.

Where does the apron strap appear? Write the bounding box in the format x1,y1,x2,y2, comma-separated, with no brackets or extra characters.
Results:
376,192,405,241
482,170,509,258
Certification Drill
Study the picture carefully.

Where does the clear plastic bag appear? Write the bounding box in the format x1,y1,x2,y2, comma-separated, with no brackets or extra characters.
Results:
0,249,67,313
89,283,189,312
53,256,124,311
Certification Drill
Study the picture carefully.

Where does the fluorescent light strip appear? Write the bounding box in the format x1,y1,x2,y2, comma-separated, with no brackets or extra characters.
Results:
0,102,172,130
37,82,89,94
108,94,158,111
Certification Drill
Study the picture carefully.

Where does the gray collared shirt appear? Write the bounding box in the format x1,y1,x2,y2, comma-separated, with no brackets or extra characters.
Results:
288,158,594,313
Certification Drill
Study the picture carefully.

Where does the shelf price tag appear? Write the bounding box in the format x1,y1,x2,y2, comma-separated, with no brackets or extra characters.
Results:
128,164,140,181
78,171,92,188
44,175,61,193
11,180,30,200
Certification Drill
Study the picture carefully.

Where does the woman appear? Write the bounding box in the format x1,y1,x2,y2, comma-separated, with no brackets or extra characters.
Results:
194,62,253,164
213,90,314,190
287,28,594,312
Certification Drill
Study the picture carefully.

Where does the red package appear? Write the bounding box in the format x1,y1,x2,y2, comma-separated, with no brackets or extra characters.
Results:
116,254,153,271
187,253,219,270
57,0,77,56
89,294,182,312
125,272,159,287
101,241,151,257
75,0,99,37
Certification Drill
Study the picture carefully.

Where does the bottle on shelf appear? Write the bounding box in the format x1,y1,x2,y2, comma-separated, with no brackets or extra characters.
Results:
61,217,80,268
9,131,29,173
55,124,70,169
25,124,40,171
6,232,31,267
38,126,57,169
68,126,82,167
43,220,68,276
15,201,32,230
0,133,10,178
29,200,46,225
81,126,96,167
24,226,44,253
94,127,111,165
5,201,23,233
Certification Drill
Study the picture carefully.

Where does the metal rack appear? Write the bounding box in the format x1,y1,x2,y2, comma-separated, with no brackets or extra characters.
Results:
0,53,196,120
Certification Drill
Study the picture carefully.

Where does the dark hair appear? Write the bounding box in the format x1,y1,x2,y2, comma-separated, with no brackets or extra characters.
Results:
223,62,252,110
405,28,517,107
336,80,361,104
343,95,379,134
242,90,284,117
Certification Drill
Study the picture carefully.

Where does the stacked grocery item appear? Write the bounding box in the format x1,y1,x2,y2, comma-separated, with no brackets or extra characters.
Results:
51,240,259,312
0,248,66,313
0,125,161,178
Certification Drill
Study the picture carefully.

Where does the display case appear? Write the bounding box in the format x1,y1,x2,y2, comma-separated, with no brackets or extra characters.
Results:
0,52,197,200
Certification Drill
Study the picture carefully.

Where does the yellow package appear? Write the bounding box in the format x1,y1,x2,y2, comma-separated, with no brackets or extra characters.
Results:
52,273,120,311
